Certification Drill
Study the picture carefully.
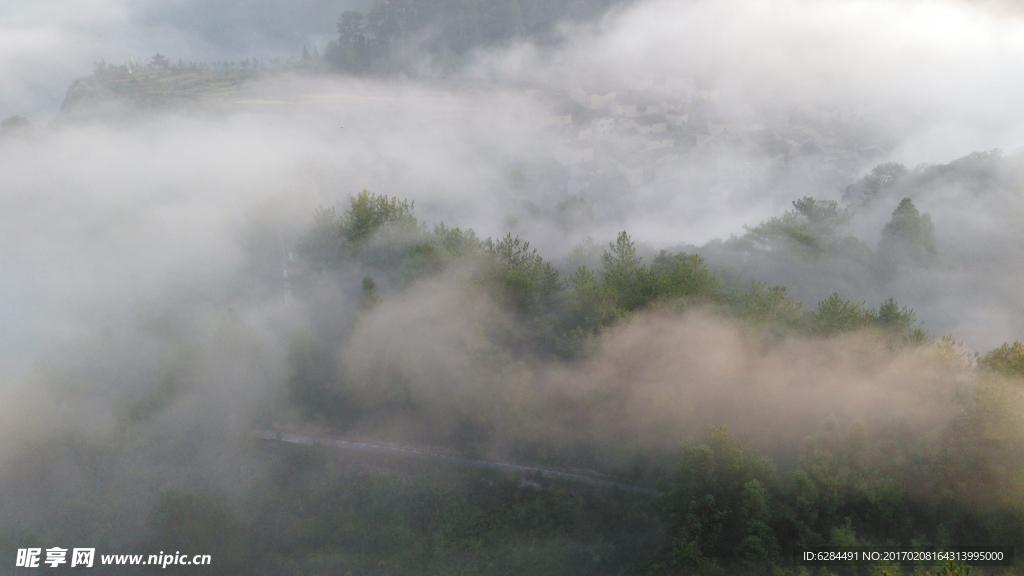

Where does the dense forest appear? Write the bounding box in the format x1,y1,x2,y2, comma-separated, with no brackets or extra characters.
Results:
5,0,1024,573
205,155,1022,573
2,138,1022,574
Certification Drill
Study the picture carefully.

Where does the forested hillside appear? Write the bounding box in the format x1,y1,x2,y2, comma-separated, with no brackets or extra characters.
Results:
4,0,1024,571
324,0,626,73
3,142,1022,574
229,173,1023,574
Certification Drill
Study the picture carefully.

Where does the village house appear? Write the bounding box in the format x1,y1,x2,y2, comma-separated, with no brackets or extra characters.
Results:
613,154,645,187
707,116,766,136
592,117,615,136
640,150,683,183
636,114,668,134
613,123,645,152
550,73,875,194
666,112,689,126
571,87,616,111
610,102,638,117
556,142,594,165
623,77,654,91
567,163,602,194
665,77,697,97
640,147,679,165
548,113,572,127
643,133,674,150
695,89,714,102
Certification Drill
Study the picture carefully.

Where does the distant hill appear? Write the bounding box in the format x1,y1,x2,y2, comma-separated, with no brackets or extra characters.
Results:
58,62,261,120
325,0,628,74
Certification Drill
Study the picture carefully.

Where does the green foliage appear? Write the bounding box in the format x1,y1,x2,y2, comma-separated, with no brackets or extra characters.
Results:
483,233,560,314
601,231,652,311
117,343,207,429
813,293,871,336
571,232,725,321
744,212,818,253
879,197,937,265
936,561,972,576
565,265,622,334
649,539,725,575
658,427,780,570
811,294,928,346
736,478,777,567
358,275,379,309
61,66,258,114
786,419,914,544
845,162,907,205
736,282,807,329
293,197,935,361
295,191,420,272
742,197,852,256
295,206,341,271
287,335,360,426
404,222,482,279
649,251,725,300
547,233,729,355
978,341,1024,378
341,189,418,245
431,221,481,256
0,114,31,133
873,298,929,346
147,492,247,572
332,11,375,72
791,197,852,235
656,416,1024,575
942,377,1024,516
248,460,664,575
120,374,182,428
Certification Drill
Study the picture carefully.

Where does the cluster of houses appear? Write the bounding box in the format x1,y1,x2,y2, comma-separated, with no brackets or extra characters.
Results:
545,78,882,193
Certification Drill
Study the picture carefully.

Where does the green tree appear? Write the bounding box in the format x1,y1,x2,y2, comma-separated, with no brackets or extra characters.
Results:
296,206,342,271
978,341,1024,378
844,162,907,205
431,222,480,256
601,231,652,311
335,11,371,71
505,0,525,38
0,115,31,133
736,479,779,568
878,197,937,264
287,334,359,425
341,189,418,245
737,282,806,329
813,293,870,336
743,211,818,253
813,294,927,345
147,492,247,573
564,265,621,338
658,427,779,569
791,197,851,237
404,223,481,279
742,197,851,256
649,251,725,301
359,275,380,309
871,298,928,346
483,233,559,313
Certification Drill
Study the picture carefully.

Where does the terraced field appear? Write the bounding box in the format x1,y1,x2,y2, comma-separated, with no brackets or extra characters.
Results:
60,66,261,114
